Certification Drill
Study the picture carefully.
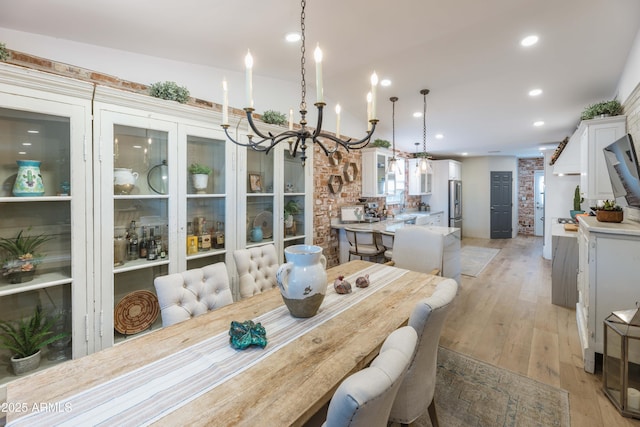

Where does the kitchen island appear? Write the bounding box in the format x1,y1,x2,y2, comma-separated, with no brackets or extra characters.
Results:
331,213,461,284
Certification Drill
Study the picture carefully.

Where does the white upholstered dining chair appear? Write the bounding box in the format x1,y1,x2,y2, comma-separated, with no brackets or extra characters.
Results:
153,262,234,327
388,226,444,275
379,230,395,261
322,326,418,427
233,244,279,299
388,278,458,427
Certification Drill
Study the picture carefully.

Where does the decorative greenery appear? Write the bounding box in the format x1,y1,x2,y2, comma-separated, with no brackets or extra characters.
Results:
599,199,622,211
580,99,623,120
0,42,9,62
284,200,301,218
0,229,53,277
188,163,212,175
149,81,190,103
0,306,68,358
573,185,584,211
262,110,287,126
371,139,391,149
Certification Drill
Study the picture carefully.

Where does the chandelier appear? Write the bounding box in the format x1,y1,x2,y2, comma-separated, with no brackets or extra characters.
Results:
221,0,379,166
418,88,432,173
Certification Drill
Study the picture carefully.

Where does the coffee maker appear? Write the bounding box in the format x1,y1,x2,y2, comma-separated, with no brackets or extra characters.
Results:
364,202,379,218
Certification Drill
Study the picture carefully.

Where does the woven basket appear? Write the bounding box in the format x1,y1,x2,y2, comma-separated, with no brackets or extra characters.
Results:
596,209,623,223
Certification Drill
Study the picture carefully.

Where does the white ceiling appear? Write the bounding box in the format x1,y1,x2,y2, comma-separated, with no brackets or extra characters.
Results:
1,0,640,158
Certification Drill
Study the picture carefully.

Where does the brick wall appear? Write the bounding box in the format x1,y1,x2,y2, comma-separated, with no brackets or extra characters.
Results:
517,157,544,235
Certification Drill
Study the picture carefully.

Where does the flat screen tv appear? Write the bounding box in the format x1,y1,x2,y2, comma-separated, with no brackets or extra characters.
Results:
603,133,640,208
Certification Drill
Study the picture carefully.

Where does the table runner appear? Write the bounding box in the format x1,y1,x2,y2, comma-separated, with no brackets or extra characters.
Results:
9,263,408,427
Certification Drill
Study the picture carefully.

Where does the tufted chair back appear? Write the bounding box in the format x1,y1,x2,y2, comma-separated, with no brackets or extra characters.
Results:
322,326,418,427
388,278,458,426
233,244,279,299
153,262,234,327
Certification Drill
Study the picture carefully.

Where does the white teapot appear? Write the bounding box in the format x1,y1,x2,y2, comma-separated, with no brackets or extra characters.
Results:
114,168,139,195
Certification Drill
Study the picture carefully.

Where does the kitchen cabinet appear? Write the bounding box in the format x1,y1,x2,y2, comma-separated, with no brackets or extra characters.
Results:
0,64,93,385
361,147,405,199
551,224,578,308
576,216,640,373
407,158,433,195
448,160,462,180
579,116,626,202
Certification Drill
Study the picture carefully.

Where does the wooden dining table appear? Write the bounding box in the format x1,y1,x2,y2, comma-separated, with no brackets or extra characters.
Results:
6,260,443,426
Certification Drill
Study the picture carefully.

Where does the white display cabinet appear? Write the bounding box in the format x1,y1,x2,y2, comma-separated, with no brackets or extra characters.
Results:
93,86,234,348
361,147,405,201
0,64,93,384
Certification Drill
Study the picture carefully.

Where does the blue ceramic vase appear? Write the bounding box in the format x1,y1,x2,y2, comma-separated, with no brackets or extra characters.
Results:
250,226,263,242
13,160,45,196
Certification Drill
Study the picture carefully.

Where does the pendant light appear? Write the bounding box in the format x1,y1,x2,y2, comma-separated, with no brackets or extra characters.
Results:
419,89,433,173
388,96,398,173
414,142,421,176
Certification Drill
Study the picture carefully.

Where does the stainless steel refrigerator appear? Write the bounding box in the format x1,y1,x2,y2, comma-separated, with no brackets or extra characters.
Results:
449,180,462,232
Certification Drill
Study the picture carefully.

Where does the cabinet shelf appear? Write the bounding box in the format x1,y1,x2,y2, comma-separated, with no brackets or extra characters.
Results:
186,194,226,199
114,194,169,200
0,272,72,297
113,258,170,274
0,196,71,203
186,249,226,260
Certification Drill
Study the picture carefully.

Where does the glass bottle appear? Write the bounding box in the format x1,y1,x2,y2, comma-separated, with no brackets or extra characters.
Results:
199,219,212,251
186,222,198,255
215,221,225,249
139,226,148,259
127,221,138,261
147,227,157,260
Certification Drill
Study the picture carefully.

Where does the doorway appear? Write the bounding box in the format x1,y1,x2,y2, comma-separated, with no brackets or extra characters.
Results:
534,170,544,236
490,171,512,239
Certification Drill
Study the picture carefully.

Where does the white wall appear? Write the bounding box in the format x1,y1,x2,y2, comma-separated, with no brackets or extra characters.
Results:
0,27,366,141
460,156,518,239
617,27,640,103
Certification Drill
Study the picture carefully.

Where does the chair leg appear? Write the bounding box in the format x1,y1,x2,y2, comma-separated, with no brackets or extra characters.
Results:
427,397,439,427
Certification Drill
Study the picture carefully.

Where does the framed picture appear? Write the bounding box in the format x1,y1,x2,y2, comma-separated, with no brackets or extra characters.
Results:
249,173,263,192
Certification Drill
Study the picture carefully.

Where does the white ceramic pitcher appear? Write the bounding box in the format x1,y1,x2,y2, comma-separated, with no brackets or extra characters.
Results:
113,168,139,194
276,245,327,318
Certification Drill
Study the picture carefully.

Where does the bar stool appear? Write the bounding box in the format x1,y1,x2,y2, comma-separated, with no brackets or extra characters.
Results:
379,230,395,262
344,227,385,262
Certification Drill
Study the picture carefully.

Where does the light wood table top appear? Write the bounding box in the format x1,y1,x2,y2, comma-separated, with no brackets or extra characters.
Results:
7,260,442,426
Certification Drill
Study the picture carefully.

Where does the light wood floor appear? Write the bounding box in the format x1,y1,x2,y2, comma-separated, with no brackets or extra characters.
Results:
442,235,640,427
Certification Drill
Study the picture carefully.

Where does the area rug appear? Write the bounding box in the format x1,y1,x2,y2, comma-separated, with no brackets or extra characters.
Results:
400,347,570,427
460,246,500,277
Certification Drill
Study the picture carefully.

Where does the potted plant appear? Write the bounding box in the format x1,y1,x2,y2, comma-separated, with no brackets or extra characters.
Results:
580,99,623,120
188,163,212,194
0,229,53,284
284,200,301,228
596,199,623,223
0,306,69,375
261,110,287,126
371,139,391,149
570,185,584,219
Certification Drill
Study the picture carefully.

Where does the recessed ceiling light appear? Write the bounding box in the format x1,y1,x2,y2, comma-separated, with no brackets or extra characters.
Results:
413,112,422,118
521,35,539,47
27,130,39,134
285,32,301,43
529,88,542,97
18,151,27,155
533,120,545,127
461,152,468,156
380,79,391,87
132,145,142,149
435,133,444,139
22,142,32,146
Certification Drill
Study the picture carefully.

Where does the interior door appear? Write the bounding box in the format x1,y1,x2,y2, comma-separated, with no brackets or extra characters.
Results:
534,170,544,236
490,171,512,239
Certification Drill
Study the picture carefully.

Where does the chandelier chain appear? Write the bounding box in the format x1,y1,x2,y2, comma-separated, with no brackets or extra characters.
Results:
300,0,307,111
422,91,427,153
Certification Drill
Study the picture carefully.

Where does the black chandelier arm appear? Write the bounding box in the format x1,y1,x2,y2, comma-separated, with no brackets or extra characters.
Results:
244,108,275,141
313,119,378,150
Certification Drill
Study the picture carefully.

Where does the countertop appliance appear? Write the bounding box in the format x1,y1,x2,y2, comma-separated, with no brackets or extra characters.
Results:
557,217,577,224
449,180,462,232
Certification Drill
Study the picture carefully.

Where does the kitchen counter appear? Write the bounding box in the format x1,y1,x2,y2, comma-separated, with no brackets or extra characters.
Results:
578,215,640,236
551,222,578,238
330,210,445,231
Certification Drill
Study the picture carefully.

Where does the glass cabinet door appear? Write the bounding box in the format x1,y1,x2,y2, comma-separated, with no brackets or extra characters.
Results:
376,153,387,195
183,131,229,270
282,148,307,251
245,149,275,247
95,110,176,348
0,88,91,384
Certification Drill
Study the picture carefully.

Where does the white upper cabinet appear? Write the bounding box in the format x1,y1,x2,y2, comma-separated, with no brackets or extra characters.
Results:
578,116,626,201
361,147,405,198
